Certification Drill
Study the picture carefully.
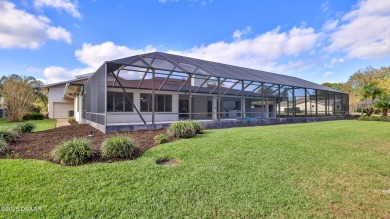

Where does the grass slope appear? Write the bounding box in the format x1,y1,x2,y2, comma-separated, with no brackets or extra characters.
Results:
0,121,389,218
0,118,56,132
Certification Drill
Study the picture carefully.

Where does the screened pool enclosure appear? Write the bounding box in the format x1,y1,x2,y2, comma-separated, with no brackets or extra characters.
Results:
81,52,348,132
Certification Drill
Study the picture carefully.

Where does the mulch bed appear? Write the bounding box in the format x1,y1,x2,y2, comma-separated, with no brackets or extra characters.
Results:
0,123,174,164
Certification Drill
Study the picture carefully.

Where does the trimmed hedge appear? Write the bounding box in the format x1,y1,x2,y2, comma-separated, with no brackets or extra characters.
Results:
23,113,44,120
51,138,93,166
101,135,136,159
358,116,390,122
347,114,361,120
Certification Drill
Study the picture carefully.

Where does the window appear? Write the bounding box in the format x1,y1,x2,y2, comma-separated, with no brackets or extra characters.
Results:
140,94,152,112
107,92,133,112
251,100,262,109
140,93,172,112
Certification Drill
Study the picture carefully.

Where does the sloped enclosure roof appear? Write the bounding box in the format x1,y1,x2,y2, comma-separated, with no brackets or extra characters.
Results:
107,52,339,92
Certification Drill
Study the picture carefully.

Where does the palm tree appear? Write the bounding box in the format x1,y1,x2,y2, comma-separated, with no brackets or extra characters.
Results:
359,83,382,116
374,94,390,116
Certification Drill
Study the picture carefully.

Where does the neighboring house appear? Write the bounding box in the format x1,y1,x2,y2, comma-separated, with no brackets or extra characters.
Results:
44,74,91,120
44,52,349,133
279,97,345,116
357,99,376,108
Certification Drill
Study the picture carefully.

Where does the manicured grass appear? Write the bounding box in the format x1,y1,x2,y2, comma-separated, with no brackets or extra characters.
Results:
0,121,389,218
0,118,56,132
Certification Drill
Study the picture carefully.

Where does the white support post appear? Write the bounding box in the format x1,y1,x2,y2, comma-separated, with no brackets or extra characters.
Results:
265,99,269,118
273,99,277,118
212,96,218,121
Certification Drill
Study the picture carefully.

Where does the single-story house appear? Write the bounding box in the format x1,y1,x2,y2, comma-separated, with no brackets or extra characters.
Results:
44,73,91,119
44,52,349,133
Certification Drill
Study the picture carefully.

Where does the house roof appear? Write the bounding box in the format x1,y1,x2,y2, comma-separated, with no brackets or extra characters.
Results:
43,77,89,88
106,52,341,93
108,77,280,98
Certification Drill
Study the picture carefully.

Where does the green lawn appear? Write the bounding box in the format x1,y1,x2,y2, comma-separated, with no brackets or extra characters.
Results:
0,118,56,132
0,120,389,218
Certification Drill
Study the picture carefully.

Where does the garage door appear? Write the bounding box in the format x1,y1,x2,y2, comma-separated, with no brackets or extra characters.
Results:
53,102,74,118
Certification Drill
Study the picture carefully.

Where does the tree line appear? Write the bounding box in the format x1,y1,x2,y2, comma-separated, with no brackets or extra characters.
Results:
322,66,390,116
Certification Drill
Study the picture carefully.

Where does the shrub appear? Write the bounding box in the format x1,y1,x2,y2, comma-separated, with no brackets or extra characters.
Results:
0,128,19,143
68,116,76,123
1,77,36,122
14,121,36,133
0,139,8,154
380,116,390,122
101,135,136,159
154,133,169,144
23,113,44,120
359,116,382,121
51,138,93,166
188,120,204,134
347,114,361,120
168,121,196,138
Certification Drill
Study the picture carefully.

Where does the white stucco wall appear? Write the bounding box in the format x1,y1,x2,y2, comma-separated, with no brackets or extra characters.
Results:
106,88,179,125
47,84,74,119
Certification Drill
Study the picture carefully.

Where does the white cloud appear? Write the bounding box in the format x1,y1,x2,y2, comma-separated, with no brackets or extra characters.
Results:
75,41,156,68
0,0,72,49
233,26,252,40
276,60,311,74
328,0,390,59
321,1,330,13
42,42,157,83
43,66,95,84
324,57,345,68
43,25,319,83
323,71,333,76
168,26,319,71
46,26,72,44
322,20,338,31
34,0,81,18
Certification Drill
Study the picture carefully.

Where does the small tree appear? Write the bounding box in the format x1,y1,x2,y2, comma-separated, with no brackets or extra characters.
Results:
359,83,382,116
374,94,390,116
0,76,36,122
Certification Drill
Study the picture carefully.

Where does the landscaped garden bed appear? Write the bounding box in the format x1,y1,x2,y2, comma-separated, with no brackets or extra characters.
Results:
1,120,389,218
0,123,173,163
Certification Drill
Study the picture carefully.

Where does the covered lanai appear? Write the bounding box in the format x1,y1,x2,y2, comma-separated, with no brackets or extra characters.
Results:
78,52,348,133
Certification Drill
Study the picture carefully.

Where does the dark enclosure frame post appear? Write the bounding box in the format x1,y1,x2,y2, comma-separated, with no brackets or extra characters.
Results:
278,85,281,117
111,70,146,124
152,69,156,125
189,73,192,120
217,77,221,121
304,88,307,117
315,90,318,116
241,80,245,118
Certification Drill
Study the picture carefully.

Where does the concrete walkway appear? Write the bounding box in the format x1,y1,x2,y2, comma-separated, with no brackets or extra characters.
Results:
56,119,71,128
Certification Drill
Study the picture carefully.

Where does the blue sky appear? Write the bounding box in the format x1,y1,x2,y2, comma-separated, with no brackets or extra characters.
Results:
0,0,389,84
